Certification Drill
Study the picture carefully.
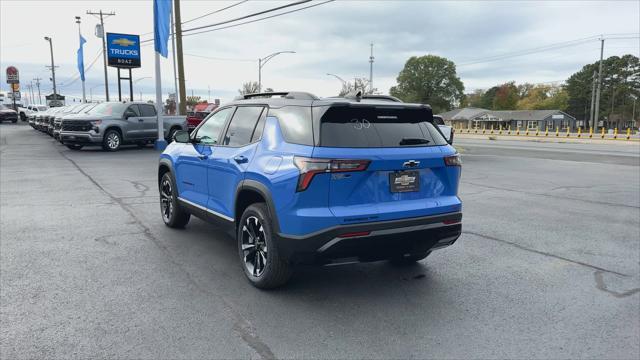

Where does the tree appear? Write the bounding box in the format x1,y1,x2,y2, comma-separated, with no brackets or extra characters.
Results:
517,85,568,111
389,55,464,113
238,81,260,95
338,77,377,96
185,96,201,108
492,81,519,110
565,54,639,123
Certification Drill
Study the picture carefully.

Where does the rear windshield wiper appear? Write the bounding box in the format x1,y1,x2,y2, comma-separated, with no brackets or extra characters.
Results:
399,137,430,145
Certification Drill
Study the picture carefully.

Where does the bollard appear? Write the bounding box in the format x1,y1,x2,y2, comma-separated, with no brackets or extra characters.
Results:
626,128,631,140
535,127,540,136
499,125,503,135
525,127,529,136
566,127,570,137
601,127,605,139
555,127,559,137
482,125,486,134
614,128,618,139
516,127,520,136
577,127,582,138
490,125,494,134
545,126,549,137
589,127,593,138
507,125,511,135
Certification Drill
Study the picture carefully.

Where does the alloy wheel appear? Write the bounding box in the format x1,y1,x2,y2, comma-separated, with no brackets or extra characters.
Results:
241,216,268,277
160,178,173,222
106,132,120,150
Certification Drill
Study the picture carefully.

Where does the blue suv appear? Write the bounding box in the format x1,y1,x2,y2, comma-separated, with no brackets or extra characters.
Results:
158,92,462,288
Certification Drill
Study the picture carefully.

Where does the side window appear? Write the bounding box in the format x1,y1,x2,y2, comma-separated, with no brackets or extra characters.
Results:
223,106,264,146
250,111,267,143
139,104,157,117
195,107,234,145
125,105,141,117
268,106,313,145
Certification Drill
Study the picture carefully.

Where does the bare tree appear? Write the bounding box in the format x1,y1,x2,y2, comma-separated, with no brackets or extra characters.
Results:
238,81,260,95
338,77,377,96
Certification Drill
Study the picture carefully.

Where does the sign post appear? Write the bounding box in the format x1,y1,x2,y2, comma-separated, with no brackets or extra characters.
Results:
6,66,19,110
106,33,141,101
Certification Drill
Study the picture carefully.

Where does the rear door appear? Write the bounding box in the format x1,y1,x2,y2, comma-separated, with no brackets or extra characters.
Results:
206,106,265,220
312,105,459,223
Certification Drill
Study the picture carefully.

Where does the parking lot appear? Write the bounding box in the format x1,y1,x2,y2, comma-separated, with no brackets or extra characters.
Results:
1,122,639,358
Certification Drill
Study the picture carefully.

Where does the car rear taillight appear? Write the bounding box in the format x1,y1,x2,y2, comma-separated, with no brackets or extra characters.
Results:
293,157,370,192
444,154,461,167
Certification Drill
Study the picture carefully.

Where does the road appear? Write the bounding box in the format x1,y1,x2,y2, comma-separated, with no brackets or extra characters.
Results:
1,123,639,359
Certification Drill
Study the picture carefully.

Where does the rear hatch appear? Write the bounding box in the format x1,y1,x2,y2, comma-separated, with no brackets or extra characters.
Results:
311,104,460,224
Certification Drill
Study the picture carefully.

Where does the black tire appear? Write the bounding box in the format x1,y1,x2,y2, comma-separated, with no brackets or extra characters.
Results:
11,119,17,123
66,144,83,150
238,203,292,289
389,252,431,266
102,129,122,151
159,172,190,228
20,113,26,121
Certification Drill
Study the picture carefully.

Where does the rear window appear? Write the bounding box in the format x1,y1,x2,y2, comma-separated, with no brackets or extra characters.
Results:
319,106,447,148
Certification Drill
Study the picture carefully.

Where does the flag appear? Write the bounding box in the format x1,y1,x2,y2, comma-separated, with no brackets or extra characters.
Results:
154,0,172,58
77,34,87,81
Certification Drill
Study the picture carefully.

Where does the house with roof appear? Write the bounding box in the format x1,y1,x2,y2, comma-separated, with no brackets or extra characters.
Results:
438,108,578,131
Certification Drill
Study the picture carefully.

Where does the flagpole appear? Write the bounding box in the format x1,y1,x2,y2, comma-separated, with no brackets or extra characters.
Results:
153,0,171,151
76,16,86,103
155,51,164,149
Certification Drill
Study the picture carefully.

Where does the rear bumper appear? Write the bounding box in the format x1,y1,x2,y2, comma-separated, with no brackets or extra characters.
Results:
277,212,462,264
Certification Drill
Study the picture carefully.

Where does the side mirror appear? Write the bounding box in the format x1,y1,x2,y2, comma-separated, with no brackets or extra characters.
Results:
173,130,190,143
124,110,135,119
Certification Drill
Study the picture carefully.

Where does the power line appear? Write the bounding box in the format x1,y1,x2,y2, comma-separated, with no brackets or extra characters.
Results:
139,0,249,37
60,49,103,88
182,0,335,38
458,33,639,66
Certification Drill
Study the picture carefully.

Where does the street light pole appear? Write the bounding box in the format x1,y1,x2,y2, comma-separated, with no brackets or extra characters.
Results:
44,37,57,99
258,51,295,92
593,38,605,130
134,77,151,101
326,73,347,85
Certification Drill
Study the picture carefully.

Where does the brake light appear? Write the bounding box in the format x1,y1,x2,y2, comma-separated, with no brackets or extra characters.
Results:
444,154,461,167
293,157,370,192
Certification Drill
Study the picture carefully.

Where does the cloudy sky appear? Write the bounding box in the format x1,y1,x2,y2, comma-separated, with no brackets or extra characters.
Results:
1,0,639,104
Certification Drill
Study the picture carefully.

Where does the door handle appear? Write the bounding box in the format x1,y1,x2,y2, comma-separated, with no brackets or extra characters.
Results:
234,155,248,164
198,154,208,160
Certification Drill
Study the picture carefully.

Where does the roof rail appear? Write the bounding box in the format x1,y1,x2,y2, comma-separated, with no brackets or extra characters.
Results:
235,91,319,101
361,94,403,103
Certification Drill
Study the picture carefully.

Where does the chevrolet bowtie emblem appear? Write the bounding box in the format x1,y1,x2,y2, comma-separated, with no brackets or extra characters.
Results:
112,38,136,47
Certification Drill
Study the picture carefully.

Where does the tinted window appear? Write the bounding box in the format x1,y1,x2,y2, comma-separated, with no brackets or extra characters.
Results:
139,104,157,117
433,116,445,125
125,105,141,116
319,106,442,148
251,111,266,143
268,106,313,145
223,107,264,146
195,107,233,145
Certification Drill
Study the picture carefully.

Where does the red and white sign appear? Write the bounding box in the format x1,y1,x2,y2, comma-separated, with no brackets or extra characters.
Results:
6,66,19,84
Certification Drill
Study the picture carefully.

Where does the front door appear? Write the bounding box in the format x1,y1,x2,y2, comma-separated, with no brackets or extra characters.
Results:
123,104,144,139
175,107,235,208
207,106,266,220
137,103,159,140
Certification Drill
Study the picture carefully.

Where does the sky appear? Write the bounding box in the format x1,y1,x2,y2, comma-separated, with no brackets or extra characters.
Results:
1,0,639,104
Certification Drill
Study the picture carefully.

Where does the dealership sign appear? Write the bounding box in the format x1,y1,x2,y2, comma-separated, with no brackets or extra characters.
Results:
6,66,19,84
106,33,141,68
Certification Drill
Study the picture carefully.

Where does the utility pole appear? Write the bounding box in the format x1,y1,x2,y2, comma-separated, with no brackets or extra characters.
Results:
369,43,374,94
44,37,57,99
174,0,187,115
76,16,86,103
87,9,115,102
593,38,605,130
33,77,42,104
589,71,597,129
170,9,180,115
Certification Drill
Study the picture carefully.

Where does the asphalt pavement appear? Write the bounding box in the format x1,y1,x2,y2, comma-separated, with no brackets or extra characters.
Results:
1,122,639,359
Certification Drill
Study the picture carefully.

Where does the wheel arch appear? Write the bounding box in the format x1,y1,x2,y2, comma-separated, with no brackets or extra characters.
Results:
235,180,280,233
158,158,177,194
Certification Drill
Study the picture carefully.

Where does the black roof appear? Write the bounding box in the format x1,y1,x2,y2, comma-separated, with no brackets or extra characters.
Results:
229,91,431,110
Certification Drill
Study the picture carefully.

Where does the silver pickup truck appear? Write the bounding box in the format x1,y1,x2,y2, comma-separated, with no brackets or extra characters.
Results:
59,101,187,151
